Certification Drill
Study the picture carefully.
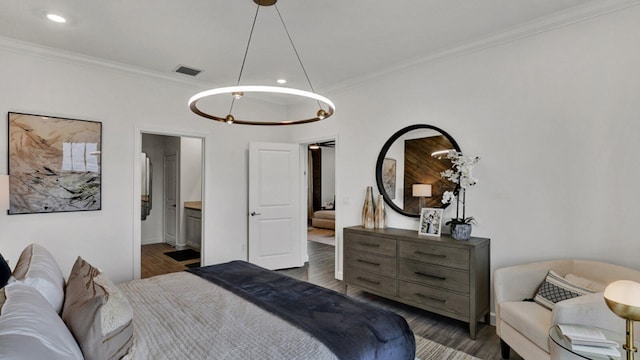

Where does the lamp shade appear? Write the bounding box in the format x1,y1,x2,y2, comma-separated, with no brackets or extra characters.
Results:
412,184,432,198
604,280,640,321
0,175,9,210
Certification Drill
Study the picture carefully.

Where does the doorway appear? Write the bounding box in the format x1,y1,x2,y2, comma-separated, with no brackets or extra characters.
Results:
140,133,204,278
305,139,336,272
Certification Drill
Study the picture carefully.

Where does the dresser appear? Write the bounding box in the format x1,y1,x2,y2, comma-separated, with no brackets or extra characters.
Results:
343,226,490,339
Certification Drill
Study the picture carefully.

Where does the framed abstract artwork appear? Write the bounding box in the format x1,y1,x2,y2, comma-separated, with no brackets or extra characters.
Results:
418,207,443,236
382,158,396,200
8,112,102,214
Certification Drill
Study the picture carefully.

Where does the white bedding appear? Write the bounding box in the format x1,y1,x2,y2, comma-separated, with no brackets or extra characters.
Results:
118,272,338,360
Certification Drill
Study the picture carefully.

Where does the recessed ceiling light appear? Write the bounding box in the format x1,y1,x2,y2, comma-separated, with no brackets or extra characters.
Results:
45,13,67,23
277,79,287,84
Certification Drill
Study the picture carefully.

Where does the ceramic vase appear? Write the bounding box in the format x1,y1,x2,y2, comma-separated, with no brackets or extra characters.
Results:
450,223,472,240
362,186,375,229
374,195,385,229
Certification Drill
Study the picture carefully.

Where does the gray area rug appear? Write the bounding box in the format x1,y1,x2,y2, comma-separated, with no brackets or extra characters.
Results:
415,335,481,360
307,227,335,246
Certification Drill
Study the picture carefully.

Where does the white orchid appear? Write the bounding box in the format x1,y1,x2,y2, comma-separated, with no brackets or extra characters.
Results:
440,151,480,190
440,151,480,225
441,190,456,205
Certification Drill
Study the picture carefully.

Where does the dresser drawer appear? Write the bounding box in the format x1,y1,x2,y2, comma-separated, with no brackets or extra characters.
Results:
345,232,396,257
345,250,396,277
398,260,469,294
345,267,397,296
398,281,469,317
398,241,469,270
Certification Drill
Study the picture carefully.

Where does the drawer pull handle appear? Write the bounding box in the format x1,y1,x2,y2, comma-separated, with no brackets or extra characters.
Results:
415,293,447,303
358,242,381,248
357,259,380,266
415,251,446,258
414,272,446,281
357,277,381,285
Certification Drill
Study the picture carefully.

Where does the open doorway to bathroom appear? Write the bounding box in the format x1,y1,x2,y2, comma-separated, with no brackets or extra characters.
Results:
306,140,336,269
140,133,204,278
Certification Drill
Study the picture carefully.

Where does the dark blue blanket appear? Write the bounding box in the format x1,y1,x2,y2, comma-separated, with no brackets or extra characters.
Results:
188,261,415,360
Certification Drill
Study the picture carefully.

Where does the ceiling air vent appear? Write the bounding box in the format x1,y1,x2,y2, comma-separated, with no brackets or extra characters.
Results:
174,65,202,77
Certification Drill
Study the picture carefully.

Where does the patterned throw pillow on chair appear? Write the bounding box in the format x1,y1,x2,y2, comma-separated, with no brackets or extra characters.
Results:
534,270,593,310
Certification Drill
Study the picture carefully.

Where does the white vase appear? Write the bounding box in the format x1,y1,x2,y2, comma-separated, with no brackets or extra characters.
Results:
374,195,385,229
362,186,374,229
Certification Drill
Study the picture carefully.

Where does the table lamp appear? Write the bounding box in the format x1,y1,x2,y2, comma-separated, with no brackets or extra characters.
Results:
604,280,640,360
412,184,432,210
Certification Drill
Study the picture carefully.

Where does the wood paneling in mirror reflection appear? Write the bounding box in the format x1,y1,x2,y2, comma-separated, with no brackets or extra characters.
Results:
403,135,454,213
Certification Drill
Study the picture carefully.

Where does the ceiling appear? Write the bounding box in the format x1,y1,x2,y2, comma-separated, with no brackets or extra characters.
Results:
0,0,627,93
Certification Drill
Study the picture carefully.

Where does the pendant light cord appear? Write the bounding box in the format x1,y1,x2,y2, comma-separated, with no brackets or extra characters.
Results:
230,4,261,115
275,4,323,110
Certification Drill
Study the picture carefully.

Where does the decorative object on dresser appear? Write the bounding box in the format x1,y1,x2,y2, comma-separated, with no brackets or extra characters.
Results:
362,186,375,229
0,175,9,211
343,225,490,340
604,280,640,360
8,112,102,215
440,151,480,240
374,194,386,229
418,208,443,236
375,124,461,218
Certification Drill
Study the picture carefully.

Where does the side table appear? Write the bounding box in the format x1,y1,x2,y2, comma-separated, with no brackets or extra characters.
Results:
549,324,624,359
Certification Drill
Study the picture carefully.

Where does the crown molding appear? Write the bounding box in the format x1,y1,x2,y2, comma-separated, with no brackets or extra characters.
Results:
324,0,640,94
0,36,214,89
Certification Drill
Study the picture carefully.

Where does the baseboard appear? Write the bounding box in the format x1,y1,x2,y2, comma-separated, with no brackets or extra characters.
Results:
488,312,496,326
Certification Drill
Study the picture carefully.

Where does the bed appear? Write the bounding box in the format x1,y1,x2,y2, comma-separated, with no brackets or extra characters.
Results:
0,244,415,360
311,209,335,229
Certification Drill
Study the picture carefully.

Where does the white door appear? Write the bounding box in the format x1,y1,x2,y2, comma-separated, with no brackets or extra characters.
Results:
249,142,302,270
164,154,178,246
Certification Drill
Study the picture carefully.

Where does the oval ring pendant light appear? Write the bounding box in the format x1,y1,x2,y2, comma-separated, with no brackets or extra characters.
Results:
188,0,335,126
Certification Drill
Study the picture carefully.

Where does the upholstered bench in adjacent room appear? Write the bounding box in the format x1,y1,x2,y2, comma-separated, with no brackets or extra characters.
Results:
311,210,335,230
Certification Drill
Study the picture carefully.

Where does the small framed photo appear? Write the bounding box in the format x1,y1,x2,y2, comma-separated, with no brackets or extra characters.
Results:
418,208,443,236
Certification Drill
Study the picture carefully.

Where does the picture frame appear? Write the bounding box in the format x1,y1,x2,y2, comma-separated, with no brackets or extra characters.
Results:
8,112,102,214
418,207,443,236
382,158,396,199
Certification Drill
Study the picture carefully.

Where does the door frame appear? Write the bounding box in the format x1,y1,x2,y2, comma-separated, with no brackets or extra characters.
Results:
163,153,179,247
133,127,207,280
298,135,341,280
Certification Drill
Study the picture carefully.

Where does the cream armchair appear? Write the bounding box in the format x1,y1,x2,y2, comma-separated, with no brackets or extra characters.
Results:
494,259,640,360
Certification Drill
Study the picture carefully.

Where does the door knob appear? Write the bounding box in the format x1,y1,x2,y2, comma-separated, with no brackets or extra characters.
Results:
250,211,261,216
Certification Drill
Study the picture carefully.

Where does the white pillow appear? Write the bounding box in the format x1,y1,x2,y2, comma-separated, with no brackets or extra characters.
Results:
564,273,607,292
11,244,65,313
0,283,83,360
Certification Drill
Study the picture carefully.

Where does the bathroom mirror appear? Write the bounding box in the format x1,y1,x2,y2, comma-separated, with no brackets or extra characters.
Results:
375,124,461,218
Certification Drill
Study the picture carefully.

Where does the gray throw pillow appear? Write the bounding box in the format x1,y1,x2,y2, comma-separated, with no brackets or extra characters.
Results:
534,270,593,310
62,257,134,360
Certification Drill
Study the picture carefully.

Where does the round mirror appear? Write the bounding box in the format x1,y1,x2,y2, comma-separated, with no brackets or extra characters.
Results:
375,124,461,218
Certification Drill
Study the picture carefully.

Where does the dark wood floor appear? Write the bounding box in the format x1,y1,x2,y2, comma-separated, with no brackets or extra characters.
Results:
141,241,522,360
141,243,200,279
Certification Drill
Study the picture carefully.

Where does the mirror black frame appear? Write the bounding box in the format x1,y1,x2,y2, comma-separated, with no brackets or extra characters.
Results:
375,124,461,218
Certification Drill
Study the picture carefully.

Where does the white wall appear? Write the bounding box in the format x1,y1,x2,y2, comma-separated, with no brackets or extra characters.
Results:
290,5,640,279
320,147,335,206
0,40,289,283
